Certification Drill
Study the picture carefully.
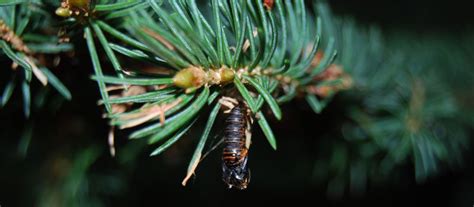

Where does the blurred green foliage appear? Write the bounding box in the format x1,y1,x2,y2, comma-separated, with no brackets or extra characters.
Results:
312,13,474,197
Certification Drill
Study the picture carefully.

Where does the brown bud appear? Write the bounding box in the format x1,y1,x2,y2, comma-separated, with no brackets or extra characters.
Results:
219,67,235,85
173,66,206,89
55,7,72,17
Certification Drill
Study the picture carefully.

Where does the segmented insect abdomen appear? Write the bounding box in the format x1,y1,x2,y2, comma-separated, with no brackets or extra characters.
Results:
222,105,248,166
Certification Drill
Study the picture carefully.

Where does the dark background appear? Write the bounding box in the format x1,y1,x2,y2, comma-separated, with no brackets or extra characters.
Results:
1,1,473,206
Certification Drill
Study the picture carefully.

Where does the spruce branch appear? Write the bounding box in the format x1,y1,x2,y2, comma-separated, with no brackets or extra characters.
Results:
53,0,153,114
87,1,349,160
52,0,352,186
0,0,471,195
1,2,72,116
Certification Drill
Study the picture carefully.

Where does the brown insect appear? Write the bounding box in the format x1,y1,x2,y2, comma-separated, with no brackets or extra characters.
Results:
222,102,252,190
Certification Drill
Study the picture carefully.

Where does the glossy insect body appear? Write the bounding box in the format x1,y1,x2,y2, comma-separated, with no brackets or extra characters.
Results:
222,104,251,190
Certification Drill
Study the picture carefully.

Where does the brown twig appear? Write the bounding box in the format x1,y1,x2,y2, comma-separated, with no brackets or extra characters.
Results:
0,19,31,54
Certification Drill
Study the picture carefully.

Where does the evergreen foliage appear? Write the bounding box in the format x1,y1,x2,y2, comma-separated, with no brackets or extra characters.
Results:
1,0,72,117
0,0,473,202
